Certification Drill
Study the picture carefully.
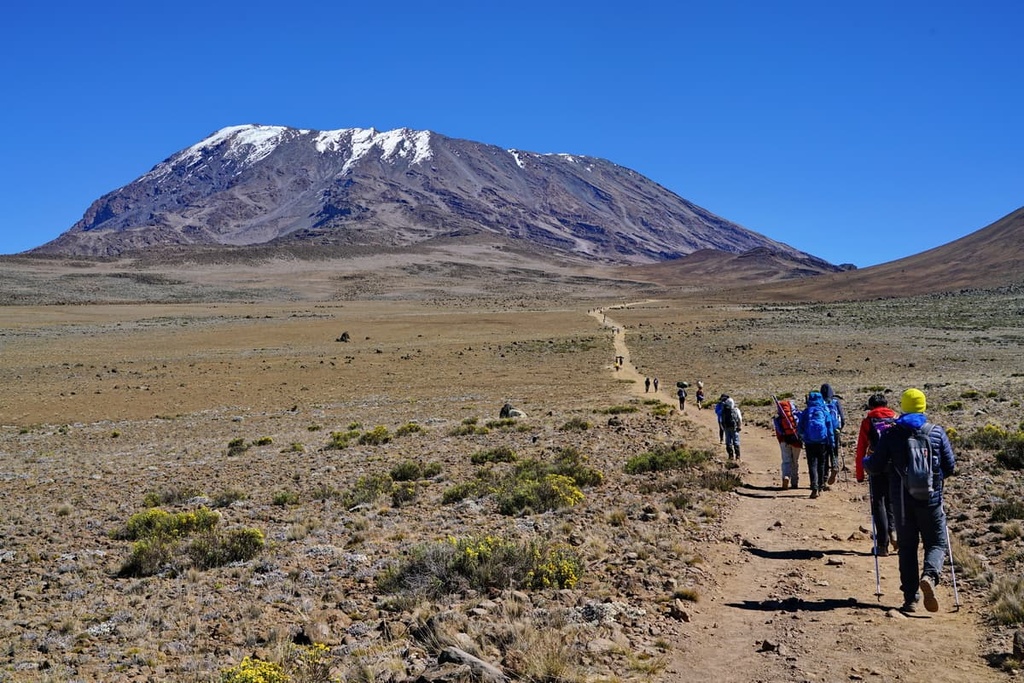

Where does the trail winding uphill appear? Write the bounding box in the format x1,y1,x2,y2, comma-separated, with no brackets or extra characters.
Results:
590,305,999,683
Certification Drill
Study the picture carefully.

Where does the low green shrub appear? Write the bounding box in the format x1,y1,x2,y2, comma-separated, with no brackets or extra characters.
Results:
559,416,592,431
471,446,517,464
117,509,263,578
378,535,582,597
226,438,249,457
272,491,300,506
962,424,1024,469
120,537,174,577
188,528,265,569
625,446,712,474
391,482,418,507
119,507,220,541
700,470,742,492
211,488,247,508
990,575,1024,625
991,500,1024,523
600,405,638,415
442,481,479,505
343,473,392,508
739,397,772,407
358,425,392,445
449,417,489,436
421,462,443,478
218,657,288,683
390,460,423,482
496,473,583,515
253,436,273,446
326,429,360,449
395,422,425,437
142,486,202,508
484,418,519,430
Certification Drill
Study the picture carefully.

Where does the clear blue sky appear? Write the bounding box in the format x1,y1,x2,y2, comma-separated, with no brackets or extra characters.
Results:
2,1,1022,267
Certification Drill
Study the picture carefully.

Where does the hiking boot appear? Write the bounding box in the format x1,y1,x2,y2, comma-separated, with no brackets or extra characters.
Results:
920,575,939,612
782,476,790,490
809,489,819,499
900,598,919,613
874,546,889,557
821,485,831,492
827,470,838,486
890,533,899,552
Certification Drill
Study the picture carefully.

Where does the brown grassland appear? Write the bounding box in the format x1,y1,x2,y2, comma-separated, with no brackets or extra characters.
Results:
1,256,1023,682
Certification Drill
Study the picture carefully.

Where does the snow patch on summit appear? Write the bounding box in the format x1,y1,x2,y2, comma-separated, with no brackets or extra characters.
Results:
315,127,433,172
143,124,293,180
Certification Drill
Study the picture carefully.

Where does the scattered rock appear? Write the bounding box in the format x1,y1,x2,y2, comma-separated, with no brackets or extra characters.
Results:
1013,628,1024,659
668,599,691,622
438,646,509,683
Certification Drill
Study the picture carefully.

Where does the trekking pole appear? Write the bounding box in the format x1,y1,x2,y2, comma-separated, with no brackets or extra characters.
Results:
869,485,882,600
943,506,962,611
838,437,850,489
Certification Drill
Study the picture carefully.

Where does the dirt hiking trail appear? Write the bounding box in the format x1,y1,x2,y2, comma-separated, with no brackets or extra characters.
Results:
593,305,999,683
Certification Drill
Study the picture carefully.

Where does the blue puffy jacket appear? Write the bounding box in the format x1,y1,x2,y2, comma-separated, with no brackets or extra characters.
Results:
864,412,956,508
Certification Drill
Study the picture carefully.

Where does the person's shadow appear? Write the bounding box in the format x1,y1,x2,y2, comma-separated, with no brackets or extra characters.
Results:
727,596,891,613
743,546,869,560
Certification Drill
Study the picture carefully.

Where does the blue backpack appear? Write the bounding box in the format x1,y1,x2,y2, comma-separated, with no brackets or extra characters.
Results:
802,404,830,444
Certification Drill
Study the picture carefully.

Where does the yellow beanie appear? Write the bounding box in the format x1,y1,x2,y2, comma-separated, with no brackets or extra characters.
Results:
901,388,927,414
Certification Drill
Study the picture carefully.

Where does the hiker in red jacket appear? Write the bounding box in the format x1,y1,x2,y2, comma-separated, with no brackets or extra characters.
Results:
855,393,899,556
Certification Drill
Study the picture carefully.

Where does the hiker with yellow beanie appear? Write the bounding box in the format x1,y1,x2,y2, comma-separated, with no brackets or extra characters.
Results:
864,388,956,613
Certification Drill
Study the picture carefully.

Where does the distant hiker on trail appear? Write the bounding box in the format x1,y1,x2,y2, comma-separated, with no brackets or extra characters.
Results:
677,385,687,410
855,393,899,556
653,377,659,392
865,388,956,613
695,385,705,410
798,390,836,499
821,383,847,487
720,396,743,460
644,377,651,393
715,394,728,443
773,397,802,490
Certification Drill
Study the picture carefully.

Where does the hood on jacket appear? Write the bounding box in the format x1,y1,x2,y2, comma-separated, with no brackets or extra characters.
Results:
806,391,825,407
820,383,835,401
897,412,927,430
725,397,735,409
866,406,898,420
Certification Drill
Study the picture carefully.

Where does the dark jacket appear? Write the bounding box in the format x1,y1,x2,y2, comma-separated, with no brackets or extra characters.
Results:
821,383,846,431
854,406,898,482
864,412,956,507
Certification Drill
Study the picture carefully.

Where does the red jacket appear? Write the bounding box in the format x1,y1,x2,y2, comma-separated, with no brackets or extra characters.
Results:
855,406,898,481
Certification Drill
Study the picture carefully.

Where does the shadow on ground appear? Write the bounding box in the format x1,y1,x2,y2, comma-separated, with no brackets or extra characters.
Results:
727,597,892,613
742,546,870,560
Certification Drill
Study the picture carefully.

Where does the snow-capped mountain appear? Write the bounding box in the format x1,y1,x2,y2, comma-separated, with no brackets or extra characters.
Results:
33,124,833,268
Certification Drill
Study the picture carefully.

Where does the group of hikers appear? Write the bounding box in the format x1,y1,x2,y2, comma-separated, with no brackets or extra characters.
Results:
717,385,957,614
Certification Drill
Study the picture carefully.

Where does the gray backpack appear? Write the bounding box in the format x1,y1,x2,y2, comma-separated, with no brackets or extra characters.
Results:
903,422,936,501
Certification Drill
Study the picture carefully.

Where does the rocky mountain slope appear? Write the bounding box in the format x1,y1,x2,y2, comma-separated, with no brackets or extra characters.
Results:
31,125,833,269
726,206,1024,300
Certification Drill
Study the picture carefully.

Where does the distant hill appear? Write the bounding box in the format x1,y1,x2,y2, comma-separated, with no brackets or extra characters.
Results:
610,246,849,288
30,124,836,276
733,207,1024,301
